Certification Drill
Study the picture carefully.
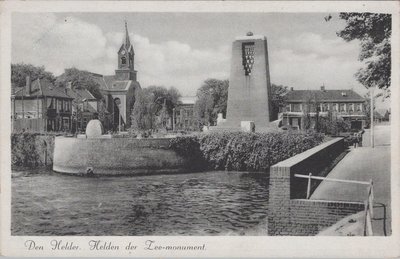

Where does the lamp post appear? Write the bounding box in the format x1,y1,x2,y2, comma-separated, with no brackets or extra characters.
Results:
172,107,175,131
370,86,375,148
11,95,15,132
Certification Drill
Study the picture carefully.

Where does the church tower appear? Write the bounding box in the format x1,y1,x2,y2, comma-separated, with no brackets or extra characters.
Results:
115,21,137,81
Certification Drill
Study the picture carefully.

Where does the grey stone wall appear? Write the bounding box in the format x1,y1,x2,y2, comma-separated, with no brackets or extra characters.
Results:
53,137,191,175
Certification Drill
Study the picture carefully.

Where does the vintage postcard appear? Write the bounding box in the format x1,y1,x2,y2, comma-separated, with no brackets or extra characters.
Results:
0,1,399,257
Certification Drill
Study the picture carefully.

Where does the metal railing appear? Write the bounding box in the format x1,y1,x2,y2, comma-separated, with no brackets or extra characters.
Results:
294,173,374,236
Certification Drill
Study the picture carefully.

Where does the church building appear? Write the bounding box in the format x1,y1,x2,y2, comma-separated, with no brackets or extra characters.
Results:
91,22,141,131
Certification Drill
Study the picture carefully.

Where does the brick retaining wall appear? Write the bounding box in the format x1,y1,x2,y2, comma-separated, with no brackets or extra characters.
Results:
268,138,365,236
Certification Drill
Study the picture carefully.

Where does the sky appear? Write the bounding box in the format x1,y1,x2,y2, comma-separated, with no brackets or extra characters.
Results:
11,12,389,108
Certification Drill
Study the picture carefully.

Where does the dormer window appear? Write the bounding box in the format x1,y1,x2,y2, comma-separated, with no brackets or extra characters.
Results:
121,57,126,65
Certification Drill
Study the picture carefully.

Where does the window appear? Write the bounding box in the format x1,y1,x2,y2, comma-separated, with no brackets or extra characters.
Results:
320,103,327,112
121,57,126,65
348,103,354,112
292,104,301,112
355,103,361,111
339,103,345,112
285,104,291,112
57,99,62,112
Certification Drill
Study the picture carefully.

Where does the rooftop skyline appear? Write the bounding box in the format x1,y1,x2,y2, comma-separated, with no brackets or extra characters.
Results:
11,12,390,108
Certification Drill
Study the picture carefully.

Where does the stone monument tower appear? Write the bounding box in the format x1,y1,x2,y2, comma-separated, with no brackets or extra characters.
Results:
217,32,273,132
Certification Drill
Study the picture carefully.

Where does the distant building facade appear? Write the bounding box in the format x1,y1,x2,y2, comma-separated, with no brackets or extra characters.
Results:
91,22,141,131
174,96,198,131
375,109,390,122
12,77,73,132
65,84,99,133
280,86,367,130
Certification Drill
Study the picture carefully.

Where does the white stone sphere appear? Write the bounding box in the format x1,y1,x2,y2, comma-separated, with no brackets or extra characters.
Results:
85,119,104,138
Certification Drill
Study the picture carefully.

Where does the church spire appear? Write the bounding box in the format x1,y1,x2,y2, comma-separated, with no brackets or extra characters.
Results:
116,20,136,81
124,20,131,48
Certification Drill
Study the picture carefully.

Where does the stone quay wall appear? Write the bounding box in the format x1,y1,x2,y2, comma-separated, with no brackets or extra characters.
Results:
53,137,192,175
268,138,365,236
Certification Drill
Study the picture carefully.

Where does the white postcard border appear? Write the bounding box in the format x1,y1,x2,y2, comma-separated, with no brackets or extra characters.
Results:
1,1,399,257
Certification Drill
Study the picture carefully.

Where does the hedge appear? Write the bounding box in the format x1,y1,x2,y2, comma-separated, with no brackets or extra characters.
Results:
11,133,56,168
11,131,325,172
169,131,325,172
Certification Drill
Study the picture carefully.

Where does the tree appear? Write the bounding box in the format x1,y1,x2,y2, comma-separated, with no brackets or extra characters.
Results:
271,84,288,120
55,68,103,99
145,85,181,116
130,88,156,131
130,86,181,131
11,63,56,88
318,112,342,135
194,79,229,127
337,13,391,93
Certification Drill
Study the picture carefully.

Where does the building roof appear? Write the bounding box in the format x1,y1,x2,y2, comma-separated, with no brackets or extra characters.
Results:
14,78,73,99
83,103,97,113
90,74,140,92
375,109,389,117
66,88,97,102
285,89,365,102
179,96,197,105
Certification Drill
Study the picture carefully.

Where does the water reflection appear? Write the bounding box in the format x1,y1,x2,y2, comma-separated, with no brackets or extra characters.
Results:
12,170,269,236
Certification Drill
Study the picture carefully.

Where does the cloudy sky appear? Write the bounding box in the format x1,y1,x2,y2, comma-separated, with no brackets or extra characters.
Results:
12,12,373,98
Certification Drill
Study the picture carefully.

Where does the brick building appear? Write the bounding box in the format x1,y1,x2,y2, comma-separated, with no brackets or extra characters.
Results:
280,86,366,130
12,76,73,132
174,96,198,131
91,22,141,131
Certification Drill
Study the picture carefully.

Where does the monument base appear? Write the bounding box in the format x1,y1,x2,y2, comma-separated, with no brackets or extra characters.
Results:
208,120,278,133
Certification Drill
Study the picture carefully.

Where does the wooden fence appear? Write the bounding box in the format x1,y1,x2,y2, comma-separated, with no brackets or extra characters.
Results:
13,118,45,132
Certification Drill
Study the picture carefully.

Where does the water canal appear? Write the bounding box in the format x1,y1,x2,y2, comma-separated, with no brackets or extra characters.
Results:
12,170,270,236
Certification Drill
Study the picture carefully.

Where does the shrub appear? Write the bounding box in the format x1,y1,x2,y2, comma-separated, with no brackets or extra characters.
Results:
169,131,325,172
11,132,56,168
169,135,206,170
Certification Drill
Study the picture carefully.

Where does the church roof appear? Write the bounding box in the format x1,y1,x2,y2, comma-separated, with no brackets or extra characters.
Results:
285,89,365,102
90,74,140,92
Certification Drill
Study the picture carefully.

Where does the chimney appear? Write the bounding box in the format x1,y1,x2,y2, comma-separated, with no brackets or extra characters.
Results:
290,87,294,91
25,76,31,96
320,85,325,91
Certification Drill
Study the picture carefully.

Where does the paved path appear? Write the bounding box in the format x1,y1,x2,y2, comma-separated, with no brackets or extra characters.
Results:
311,124,391,235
